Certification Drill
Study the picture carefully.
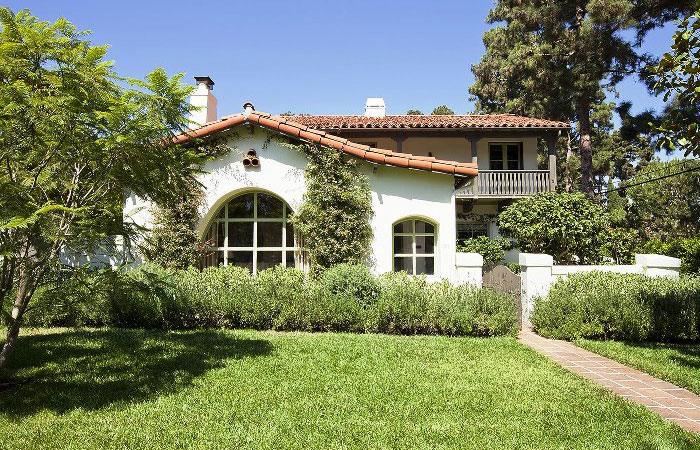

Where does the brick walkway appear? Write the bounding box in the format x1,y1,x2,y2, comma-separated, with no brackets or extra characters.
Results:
519,329,700,433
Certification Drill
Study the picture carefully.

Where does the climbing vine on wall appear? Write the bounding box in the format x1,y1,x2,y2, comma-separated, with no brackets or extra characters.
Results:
289,142,374,271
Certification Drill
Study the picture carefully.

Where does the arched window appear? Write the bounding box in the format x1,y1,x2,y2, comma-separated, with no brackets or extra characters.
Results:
393,219,436,275
203,192,297,273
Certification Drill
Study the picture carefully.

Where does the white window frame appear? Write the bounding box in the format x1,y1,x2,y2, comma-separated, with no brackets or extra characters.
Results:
392,218,437,275
205,192,298,274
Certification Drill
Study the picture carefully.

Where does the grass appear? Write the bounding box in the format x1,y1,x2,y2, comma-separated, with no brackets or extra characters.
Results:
577,339,700,395
0,328,697,449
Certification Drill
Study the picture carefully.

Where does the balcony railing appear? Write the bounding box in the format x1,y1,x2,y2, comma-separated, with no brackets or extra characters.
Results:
455,170,552,198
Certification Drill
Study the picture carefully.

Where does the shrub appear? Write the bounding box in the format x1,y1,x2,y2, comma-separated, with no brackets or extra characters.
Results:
319,264,379,307
497,192,608,264
638,237,700,274
457,236,511,266
531,272,700,342
23,264,519,337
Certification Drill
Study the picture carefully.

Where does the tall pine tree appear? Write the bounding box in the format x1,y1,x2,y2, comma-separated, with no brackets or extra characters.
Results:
469,0,698,196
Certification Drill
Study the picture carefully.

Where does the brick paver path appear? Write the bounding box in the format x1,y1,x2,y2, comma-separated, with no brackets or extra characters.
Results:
520,329,700,433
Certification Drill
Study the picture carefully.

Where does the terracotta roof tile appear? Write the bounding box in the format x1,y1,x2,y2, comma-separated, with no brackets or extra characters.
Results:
173,111,478,178
284,114,570,130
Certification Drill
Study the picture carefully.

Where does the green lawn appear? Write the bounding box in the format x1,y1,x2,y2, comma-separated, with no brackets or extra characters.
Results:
577,339,700,395
0,329,697,449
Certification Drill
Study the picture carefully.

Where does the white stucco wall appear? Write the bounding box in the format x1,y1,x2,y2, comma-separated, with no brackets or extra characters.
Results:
366,164,456,280
124,126,460,280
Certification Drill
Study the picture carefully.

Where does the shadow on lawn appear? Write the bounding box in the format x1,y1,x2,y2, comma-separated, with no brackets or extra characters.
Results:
0,328,272,417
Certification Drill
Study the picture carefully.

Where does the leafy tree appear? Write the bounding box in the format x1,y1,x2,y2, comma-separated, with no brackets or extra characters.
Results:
406,109,424,115
470,0,699,196
626,159,700,240
0,9,207,369
497,192,608,263
652,11,700,157
431,105,454,115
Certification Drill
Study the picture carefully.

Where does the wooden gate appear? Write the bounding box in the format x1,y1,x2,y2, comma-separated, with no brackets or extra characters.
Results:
483,265,522,328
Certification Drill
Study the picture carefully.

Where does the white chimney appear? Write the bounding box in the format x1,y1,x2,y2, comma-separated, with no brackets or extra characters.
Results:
365,97,386,118
190,76,217,126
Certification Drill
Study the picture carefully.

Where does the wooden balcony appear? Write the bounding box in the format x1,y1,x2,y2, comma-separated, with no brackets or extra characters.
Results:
455,170,553,198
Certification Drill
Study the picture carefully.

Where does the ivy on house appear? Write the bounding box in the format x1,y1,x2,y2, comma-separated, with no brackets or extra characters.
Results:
290,143,373,271
141,179,207,270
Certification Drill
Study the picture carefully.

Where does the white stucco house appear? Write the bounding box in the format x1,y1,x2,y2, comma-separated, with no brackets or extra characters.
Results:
125,77,570,282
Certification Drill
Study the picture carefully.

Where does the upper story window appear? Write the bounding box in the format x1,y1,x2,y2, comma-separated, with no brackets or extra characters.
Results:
393,219,436,275
489,143,523,170
203,192,297,274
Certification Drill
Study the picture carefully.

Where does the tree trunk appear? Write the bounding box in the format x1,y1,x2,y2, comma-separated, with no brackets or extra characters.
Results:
577,101,594,197
0,266,30,372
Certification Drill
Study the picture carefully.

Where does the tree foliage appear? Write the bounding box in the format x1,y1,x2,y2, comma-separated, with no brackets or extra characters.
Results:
0,8,207,369
652,11,700,157
497,192,608,263
470,0,699,196
406,109,424,115
291,144,373,271
431,105,454,115
626,159,700,240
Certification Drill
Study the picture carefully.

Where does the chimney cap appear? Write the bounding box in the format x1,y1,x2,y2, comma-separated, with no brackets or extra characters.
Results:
194,76,215,90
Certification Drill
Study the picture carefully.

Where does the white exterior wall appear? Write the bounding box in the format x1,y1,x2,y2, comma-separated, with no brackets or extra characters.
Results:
124,126,460,281
367,164,456,280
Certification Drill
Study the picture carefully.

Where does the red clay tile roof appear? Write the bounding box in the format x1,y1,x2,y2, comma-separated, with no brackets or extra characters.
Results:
173,111,478,177
286,114,570,130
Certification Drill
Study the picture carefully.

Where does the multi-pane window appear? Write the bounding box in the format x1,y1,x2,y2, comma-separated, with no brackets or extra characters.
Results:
489,143,523,170
393,219,436,275
203,192,297,274
456,221,488,244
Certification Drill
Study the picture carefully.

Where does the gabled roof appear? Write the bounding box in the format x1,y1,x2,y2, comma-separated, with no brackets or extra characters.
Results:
173,111,478,177
286,114,570,130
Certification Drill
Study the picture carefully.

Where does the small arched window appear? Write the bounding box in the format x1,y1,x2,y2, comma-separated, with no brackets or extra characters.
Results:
203,192,297,273
393,219,436,275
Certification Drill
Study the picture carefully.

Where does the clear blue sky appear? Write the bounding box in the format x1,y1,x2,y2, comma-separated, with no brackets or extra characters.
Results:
7,0,679,118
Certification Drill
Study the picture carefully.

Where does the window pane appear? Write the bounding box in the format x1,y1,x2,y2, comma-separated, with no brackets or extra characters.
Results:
394,257,413,274
415,235,434,254
415,221,434,233
416,257,434,275
229,222,253,247
257,193,284,218
393,220,413,233
285,251,295,268
202,250,219,268
258,251,283,272
393,235,413,254
218,251,225,267
489,145,503,161
286,222,294,247
257,222,283,247
228,194,254,218
217,206,226,218
490,160,504,170
216,222,224,247
507,145,520,162
229,251,253,272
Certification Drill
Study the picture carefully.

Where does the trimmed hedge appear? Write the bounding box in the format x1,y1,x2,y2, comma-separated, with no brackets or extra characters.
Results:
22,263,518,337
531,272,700,342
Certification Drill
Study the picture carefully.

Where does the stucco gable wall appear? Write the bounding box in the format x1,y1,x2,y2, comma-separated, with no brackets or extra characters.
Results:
365,165,456,280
